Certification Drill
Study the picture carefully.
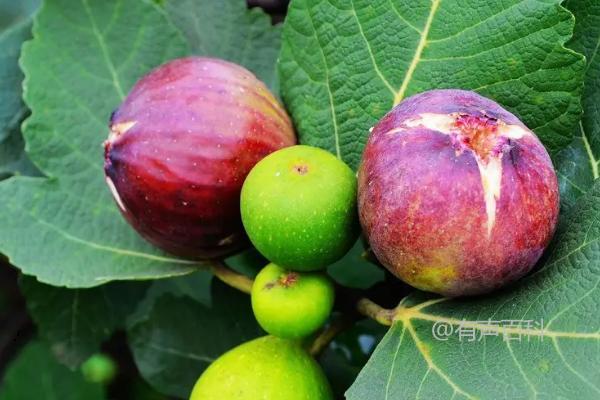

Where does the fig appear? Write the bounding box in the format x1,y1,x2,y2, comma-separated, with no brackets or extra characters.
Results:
358,89,559,297
104,57,295,259
251,263,335,339
80,353,117,384
189,336,333,400
241,145,359,270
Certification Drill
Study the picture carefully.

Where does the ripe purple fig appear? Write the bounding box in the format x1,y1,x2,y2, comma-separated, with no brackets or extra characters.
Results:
358,89,559,297
104,57,295,259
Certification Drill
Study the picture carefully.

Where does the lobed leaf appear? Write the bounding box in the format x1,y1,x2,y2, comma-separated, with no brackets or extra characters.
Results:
0,0,286,288
347,179,600,399
128,280,263,398
20,276,149,368
556,0,600,210
279,0,585,169
0,0,197,287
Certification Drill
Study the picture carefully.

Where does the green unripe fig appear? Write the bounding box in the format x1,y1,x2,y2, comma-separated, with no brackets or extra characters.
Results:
252,263,334,339
80,353,117,384
241,145,359,271
189,336,333,400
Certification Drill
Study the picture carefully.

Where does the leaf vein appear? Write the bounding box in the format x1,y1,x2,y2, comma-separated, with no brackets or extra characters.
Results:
12,202,196,265
580,121,600,179
505,340,538,398
552,338,600,394
304,1,341,158
427,1,524,44
350,1,395,95
143,342,214,363
388,0,422,33
384,323,406,400
82,0,125,100
393,0,441,105
405,319,476,399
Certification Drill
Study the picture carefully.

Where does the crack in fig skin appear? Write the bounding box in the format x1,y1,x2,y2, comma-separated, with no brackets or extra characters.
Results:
358,89,559,297
104,57,295,259
453,114,503,160
107,121,137,143
401,112,531,237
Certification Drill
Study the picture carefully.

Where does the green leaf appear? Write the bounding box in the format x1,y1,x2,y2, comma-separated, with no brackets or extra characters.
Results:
128,280,263,398
125,250,266,327
0,0,39,177
0,341,104,400
20,276,148,368
163,0,282,92
127,270,213,327
279,0,584,169
328,236,385,289
347,179,600,400
0,0,201,287
0,13,32,142
555,136,596,211
556,0,600,210
0,0,40,30
0,125,38,179
225,247,269,278
320,319,387,398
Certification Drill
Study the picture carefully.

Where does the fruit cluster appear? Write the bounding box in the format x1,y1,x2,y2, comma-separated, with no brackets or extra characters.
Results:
105,58,361,399
104,57,559,399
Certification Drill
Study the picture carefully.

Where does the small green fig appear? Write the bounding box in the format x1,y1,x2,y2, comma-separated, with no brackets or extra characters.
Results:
241,145,359,271
252,263,334,339
80,353,117,384
189,336,333,400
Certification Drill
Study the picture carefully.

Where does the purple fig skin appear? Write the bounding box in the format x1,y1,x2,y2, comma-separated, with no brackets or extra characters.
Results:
358,89,559,297
104,57,296,259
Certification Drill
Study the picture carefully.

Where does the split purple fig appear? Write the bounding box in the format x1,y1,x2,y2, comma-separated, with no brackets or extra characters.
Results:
358,89,559,297
104,57,296,259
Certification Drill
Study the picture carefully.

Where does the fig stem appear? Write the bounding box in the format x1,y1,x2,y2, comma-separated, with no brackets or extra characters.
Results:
208,260,253,294
309,314,356,357
356,298,394,326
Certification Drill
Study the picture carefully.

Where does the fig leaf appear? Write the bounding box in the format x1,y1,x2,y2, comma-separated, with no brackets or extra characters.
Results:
556,0,600,211
163,0,282,92
0,341,103,400
0,0,39,176
279,0,585,169
0,0,194,287
19,276,149,368
128,280,263,399
0,0,284,287
348,178,600,399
